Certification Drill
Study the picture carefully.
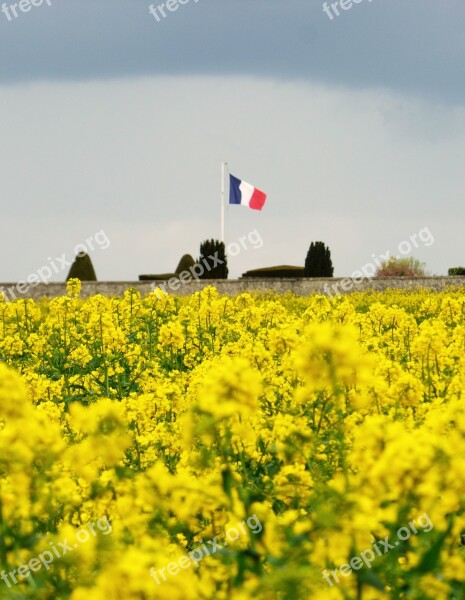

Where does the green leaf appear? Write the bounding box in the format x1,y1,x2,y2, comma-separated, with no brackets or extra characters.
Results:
413,515,453,575
222,467,234,500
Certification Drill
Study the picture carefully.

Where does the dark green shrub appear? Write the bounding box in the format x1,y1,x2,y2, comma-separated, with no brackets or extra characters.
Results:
448,267,465,276
139,254,196,281
242,265,305,278
304,242,334,277
66,253,97,281
139,273,175,281
198,240,228,279
175,254,196,275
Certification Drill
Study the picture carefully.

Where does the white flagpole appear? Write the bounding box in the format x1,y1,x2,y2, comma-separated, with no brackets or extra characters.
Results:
221,161,227,243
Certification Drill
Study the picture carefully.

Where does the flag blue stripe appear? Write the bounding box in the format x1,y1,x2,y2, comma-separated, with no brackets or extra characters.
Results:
229,174,242,205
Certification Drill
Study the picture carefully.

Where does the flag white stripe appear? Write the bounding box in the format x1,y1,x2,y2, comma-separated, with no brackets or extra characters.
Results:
239,181,254,206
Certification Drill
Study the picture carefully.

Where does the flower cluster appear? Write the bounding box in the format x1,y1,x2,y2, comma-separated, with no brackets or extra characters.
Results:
0,281,465,599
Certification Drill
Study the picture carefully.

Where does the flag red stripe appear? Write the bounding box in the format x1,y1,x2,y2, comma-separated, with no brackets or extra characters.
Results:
249,188,266,210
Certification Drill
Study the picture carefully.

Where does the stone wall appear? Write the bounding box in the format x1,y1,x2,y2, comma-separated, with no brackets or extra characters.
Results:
1,277,465,300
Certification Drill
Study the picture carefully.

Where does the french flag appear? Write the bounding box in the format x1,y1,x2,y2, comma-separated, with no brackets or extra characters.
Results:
229,174,267,211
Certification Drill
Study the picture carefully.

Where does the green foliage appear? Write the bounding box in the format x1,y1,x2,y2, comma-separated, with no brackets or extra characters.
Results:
66,253,97,282
198,239,228,279
304,242,334,277
242,265,305,278
448,267,465,276
139,254,196,281
376,257,427,277
175,254,196,275
139,273,176,281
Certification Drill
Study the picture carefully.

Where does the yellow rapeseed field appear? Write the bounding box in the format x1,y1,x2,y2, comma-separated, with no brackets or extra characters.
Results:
1,281,465,599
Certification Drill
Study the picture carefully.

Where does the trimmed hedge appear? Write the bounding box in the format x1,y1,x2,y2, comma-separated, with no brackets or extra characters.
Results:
242,265,305,278
175,254,196,274
139,254,196,281
448,267,465,276
139,273,176,281
66,253,97,281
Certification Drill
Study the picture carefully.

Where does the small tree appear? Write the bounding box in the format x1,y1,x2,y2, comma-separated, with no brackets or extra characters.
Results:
197,240,228,279
305,241,334,277
66,252,97,281
376,257,427,277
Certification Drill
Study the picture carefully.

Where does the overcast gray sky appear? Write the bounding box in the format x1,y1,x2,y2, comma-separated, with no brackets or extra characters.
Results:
1,0,464,280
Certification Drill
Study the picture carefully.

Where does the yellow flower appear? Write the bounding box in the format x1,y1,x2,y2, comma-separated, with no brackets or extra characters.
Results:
195,356,262,418
0,362,29,420
67,277,82,298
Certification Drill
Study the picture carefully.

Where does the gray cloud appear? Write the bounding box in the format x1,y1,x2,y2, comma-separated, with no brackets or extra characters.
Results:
0,0,464,104
1,1,464,284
